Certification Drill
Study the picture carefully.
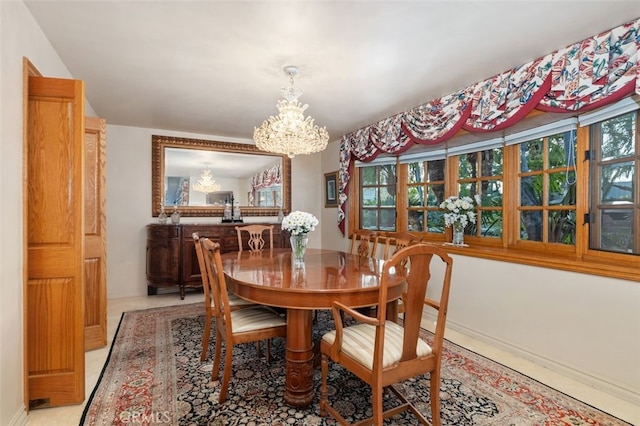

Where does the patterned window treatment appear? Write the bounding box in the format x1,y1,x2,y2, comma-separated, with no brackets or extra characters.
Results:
337,17,640,235
250,163,282,199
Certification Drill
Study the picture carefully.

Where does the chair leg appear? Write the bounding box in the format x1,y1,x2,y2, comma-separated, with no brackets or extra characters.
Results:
218,344,234,403
200,314,211,361
319,353,329,417
430,367,442,426
372,384,384,425
265,339,271,363
211,330,223,381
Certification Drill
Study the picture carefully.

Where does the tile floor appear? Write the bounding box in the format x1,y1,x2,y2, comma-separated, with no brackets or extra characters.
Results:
25,292,639,425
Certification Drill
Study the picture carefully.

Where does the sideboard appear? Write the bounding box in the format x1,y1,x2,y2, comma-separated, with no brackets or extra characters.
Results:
146,223,289,299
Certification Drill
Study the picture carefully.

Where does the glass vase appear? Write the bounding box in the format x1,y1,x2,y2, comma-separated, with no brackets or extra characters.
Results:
452,221,465,246
290,233,309,264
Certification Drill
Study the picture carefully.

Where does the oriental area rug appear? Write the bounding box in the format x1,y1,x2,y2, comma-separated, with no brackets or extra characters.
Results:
81,303,629,425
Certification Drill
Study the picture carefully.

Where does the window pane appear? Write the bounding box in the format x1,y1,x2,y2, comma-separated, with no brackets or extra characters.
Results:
482,180,503,207
459,154,474,179
521,210,542,241
408,162,424,183
520,175,543,206
480,148,503,176
408,186,424,207
380,187,396,206
548,132,576,169
428,159,446,181
459,182,473,197
379,165,396,184
599,209,634,253
408,210,423,231
520,139,543,172
427,210,445,232
361,209,378,230
479,210,503,237
548,210,576,244
427,184,445,207
601,113,635,161
380,209,396,231
600,162,634,204
361,167,378,185
362,188,378,206
548,172,576,206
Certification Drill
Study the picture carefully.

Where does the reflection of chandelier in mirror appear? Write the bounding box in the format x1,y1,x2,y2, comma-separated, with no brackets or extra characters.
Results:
192,165,221,194
254,65,329,159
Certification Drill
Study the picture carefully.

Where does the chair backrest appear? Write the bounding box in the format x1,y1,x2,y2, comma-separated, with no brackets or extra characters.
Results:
381,231,423,260
200,238,232,331
349,229,379,258
192,232,214,314
376,243,453,372
236,224,274,252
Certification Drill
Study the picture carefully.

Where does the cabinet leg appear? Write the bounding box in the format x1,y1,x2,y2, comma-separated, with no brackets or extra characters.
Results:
180,285,185,300
147,286,158,296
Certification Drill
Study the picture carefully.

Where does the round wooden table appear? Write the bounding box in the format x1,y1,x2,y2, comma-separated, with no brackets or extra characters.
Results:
220,248,405,407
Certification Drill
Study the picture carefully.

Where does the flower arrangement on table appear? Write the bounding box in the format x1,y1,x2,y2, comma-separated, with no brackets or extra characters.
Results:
439,194,481,246
282,211,319,262
281,210,319,236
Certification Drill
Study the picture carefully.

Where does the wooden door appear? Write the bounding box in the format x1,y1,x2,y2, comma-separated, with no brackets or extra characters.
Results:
83,117,107,350
26,75,85,407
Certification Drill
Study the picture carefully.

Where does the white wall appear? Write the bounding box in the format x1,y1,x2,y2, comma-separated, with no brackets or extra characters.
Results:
106,124,322,299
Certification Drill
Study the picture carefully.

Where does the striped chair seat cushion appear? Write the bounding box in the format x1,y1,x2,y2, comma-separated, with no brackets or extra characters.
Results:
322,321,432,369
228,293,255,307
230,307,286,332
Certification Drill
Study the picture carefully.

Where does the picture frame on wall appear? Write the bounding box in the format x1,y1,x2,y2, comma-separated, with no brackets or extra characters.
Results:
324,171,338,207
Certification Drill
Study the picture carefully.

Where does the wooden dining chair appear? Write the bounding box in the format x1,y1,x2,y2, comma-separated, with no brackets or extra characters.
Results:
236,224,274,252
192,232,256,362
200,238,287,403
380,231,423,315
349,229,379,258
320,243,454,425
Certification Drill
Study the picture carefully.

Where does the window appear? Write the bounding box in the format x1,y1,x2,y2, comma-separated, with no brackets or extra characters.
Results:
359,164,397,231
456,147,504,239
589,111,638,254
351,96,640,281
406,159,445,233
515,130,577,245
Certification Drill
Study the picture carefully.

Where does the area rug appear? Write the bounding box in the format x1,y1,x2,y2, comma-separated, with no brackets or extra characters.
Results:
81,303,630,425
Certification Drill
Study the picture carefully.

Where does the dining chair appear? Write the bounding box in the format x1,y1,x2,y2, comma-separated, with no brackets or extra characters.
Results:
192,232,256,362
349,229,379,258
200,238,287,403
320,243,454,425
380,231,423,315
236,224,274,252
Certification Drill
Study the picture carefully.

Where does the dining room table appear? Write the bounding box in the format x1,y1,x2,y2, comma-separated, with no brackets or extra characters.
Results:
220,247,406,407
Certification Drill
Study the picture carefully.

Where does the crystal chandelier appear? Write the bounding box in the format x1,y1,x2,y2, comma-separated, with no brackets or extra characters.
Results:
254,65,329,159
192,165,221,194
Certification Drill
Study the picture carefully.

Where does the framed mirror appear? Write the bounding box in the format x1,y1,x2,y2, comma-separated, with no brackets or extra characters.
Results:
152,135,291,217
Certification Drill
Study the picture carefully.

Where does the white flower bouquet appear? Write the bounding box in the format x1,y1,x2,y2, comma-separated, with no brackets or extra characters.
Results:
281,210,319,236
439,194,481,228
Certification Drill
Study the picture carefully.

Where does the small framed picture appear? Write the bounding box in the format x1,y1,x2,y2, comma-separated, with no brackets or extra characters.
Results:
324,171,338,207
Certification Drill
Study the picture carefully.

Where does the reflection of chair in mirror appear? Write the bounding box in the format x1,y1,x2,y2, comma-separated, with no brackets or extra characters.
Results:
349,230,379,258
320,244,454,425
236,224,274,252
192,233,256,362
201,238,287,403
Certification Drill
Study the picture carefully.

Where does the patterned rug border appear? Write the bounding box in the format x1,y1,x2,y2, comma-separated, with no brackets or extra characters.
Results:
80,302,631,425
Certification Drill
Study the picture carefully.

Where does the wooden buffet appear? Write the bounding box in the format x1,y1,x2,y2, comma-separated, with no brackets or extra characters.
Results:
146,223,289,299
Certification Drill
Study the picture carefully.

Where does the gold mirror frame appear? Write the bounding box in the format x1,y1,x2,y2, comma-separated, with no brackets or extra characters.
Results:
152,135,291,217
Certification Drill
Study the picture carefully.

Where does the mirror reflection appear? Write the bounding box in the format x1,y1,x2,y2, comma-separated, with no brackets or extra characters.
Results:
152,135,291,217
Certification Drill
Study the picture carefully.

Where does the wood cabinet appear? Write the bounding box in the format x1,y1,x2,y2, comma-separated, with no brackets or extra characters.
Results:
146,223,288,299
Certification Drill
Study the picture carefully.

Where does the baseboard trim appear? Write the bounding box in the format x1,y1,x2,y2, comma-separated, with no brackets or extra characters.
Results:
424,313,640,407
9,406,27,426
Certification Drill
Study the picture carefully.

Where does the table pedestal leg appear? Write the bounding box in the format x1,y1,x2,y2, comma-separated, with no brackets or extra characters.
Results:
284,308,314,407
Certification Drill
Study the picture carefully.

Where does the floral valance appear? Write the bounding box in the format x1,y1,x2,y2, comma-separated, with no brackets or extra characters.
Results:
250,163,282,192
338,17,640,235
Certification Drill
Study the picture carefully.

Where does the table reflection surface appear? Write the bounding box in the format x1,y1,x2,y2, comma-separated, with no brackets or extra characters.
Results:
220,248,405,407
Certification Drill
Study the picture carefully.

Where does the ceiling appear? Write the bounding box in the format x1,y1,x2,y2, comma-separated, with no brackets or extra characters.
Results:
24,1,640,145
